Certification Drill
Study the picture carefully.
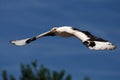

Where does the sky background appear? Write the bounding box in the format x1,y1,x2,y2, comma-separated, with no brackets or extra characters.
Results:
0,0,120,80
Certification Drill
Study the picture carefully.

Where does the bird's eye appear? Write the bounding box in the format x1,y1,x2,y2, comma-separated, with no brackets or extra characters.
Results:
52,28,57,30
51,27,57,32
54,28,56,30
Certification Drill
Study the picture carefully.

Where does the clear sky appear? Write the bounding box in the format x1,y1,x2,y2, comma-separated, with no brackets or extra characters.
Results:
0,0,120,80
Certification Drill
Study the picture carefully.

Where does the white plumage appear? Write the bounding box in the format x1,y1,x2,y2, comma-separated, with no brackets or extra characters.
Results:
10,26,116,50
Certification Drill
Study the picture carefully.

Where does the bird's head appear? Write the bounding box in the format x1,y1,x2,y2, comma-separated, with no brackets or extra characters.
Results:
50,27,58,33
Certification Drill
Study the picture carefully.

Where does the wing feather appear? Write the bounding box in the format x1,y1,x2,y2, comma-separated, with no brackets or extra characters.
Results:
10,31,55,46
72,27,116,50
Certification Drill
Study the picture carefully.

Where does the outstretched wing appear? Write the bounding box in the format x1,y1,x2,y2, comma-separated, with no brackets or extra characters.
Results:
72,28,116,50
10,31,55,46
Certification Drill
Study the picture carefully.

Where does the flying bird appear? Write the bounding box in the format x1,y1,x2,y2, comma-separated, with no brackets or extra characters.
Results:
10,26,116,50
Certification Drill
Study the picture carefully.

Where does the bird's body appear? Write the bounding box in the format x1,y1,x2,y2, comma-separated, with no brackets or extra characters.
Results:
10,26,116,50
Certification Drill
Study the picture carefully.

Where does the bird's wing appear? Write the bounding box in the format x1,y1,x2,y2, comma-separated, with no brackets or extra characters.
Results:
72,28,116,50
10,31,55,46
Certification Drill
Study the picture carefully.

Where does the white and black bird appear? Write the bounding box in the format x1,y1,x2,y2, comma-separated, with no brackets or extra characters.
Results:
10,26,116,50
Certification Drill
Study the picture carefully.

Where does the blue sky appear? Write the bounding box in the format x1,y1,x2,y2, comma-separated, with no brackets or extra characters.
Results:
0,0,120,80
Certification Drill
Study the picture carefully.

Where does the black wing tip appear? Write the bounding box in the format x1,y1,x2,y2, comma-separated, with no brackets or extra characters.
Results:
26,37,37,43
9,40,16,45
